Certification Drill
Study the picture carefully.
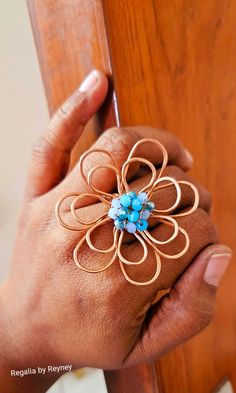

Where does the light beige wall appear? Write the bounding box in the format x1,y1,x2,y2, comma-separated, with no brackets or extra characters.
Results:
0,1,49,281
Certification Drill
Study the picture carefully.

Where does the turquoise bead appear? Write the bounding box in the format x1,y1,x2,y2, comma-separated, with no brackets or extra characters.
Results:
108,207,118,220
120,194,131,208
112,198,121,208
138,192,147,202
110,191,153,233
141,210,151,220
127,191,137,200
114,219,125,230
118,208,128,220
146,201,155,211
132,198,142,211
136,219,148,231
128,211,139,223
126,222,136,233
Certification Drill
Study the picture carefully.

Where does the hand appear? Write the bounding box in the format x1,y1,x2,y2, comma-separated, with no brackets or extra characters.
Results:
0,70,231,392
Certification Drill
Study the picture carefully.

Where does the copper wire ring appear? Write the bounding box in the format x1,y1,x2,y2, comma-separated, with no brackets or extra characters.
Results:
55,138,199,286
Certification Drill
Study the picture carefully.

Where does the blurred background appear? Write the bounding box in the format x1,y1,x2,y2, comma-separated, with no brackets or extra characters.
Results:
0,1,49,280
0,2,107,392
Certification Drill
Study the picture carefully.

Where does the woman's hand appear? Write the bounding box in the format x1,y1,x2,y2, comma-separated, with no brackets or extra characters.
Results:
0,70,231,391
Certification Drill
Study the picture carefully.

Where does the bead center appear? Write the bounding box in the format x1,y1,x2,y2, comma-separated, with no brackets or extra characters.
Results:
108,191,155,233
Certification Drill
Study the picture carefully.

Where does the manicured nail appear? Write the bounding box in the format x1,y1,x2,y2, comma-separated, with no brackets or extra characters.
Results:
79,70,100,93
204,248,232,287
185,149,194,167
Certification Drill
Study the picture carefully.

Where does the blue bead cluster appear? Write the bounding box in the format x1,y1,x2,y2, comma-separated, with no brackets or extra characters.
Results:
108,191,155,233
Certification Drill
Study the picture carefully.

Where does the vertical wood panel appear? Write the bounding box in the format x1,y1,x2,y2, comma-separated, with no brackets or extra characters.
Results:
28,1,236,392
28,0,118,159
103,1,236,392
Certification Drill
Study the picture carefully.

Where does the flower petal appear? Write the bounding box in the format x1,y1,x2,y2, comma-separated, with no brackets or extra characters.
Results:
79,148,122,200
169,181,199,218
143,215,179,245
127,138,168,180
149,176,182,212
86,218,118,253
73,229,117,273
117,230,148,265
121,157,156,194
119,251,161,286
55,192,92,231
71,193,108,226
142,226,190,259
88,163,123,200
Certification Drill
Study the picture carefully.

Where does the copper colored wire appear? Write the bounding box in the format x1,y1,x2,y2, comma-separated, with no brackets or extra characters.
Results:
55,138,199,286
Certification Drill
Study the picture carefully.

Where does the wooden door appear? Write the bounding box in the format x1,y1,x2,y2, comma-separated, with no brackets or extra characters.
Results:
28,1,236,392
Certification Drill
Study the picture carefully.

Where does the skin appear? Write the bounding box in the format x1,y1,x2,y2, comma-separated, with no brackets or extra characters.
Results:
0,70,231,393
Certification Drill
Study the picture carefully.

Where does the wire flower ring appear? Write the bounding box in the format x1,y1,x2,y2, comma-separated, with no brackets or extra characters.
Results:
55,138,199,286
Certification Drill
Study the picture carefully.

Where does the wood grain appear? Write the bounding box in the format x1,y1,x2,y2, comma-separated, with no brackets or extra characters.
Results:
105,364,160,393
103,1,236,392
28,1,236,392
27,0,118,159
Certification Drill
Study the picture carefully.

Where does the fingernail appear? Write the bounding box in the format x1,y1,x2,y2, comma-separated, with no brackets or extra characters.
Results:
79,70,100,93
185,149,194,167
204,248,232,287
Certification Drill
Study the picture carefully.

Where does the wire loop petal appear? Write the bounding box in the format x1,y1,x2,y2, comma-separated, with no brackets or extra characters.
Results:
117,231,148,265
127,138,168,180
150,176,182,212
119,251,161,286
79,148,120,197
55,192,91,231
169,181,199,218
142,226,190,259
86,218,118,254
88,164,123,200
143,215,179,245
121,157,157,193
70,193,108,226
74,230,117,273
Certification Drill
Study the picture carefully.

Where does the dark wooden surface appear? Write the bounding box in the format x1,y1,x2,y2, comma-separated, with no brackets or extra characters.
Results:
28,1,236,392
28,0,117,161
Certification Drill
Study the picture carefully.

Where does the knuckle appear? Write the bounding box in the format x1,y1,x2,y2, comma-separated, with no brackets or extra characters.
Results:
164,134,182,162
183,302,213,334
184,300,214,333
31,136,52,161
163,165,184,179
154,129,184,163
56,92,87,126
57,103,71,122
163,166,212,212
98,127,138,164
204,189,212,212
188,208,218,244
168,287,214,336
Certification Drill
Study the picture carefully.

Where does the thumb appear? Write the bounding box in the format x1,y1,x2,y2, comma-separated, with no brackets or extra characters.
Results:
125,244,232,366
26,70,108,200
